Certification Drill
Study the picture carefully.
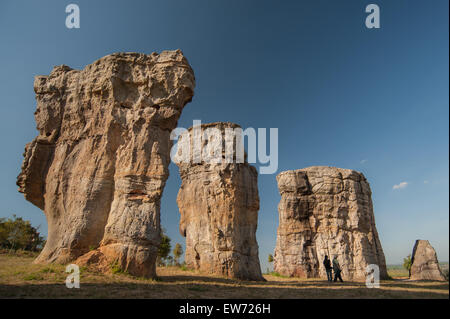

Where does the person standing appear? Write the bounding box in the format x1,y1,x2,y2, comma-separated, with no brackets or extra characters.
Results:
332,256,343,282
323,255,332,282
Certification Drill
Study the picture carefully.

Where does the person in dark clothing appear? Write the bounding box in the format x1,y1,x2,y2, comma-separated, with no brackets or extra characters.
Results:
323,255,332,282
332,256,344,282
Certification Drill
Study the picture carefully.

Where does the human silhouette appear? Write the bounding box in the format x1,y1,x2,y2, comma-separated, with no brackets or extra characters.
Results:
332,256,343,282
323,255,332,282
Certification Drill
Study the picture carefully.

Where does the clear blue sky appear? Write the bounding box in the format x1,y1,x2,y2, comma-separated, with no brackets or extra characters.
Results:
0,0,448,271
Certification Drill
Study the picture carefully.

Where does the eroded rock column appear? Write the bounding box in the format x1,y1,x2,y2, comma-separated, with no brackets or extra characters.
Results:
274,166,388,280
175,122,264,281
410,240,446,281
17,51,195,277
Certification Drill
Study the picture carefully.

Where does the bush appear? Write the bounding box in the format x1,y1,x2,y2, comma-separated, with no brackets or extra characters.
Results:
0,215,45,251
403,255,412,277
110,260,125,274
157,228,171,266
173,243,183,266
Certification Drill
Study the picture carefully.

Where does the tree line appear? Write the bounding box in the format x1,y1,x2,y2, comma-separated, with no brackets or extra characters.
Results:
0,215,45,251
0,216,185,266
157,227,184,266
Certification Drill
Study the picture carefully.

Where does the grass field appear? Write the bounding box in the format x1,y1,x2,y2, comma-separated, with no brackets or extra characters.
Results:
387,263,449,279
0,251,448,299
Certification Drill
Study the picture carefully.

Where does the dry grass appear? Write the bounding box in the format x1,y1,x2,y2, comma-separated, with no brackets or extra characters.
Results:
0,252,448,299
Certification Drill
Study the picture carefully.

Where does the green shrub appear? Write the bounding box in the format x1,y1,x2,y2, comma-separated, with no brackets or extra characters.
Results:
173,243,183,266
157,228,171,266
403,255,412,277
0,215,45,251
110,261,124,274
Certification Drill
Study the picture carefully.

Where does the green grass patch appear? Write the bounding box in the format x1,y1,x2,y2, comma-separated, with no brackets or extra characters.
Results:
387,265,409,278
179,265,195,272
109,260,129,276
23,273,44,281
41,266,56,274
110,261,124,274
268,271,288,278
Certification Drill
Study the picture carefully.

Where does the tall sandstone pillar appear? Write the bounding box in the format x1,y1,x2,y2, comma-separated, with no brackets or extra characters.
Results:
274,166,388,280
175,122,264,281
17,51,195,277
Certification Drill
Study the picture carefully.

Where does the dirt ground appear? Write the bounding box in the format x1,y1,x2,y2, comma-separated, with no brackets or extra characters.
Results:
0,252,448,299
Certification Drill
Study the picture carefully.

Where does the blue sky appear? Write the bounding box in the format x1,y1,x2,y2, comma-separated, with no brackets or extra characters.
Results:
0,0,448,271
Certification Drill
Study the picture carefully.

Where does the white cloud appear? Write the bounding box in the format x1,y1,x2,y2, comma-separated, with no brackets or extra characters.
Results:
424,180,429,184
360,159,368,164
393,181,408,190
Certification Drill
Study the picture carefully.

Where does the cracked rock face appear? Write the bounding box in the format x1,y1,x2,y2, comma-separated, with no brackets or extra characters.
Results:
175,122,264,281
410,240,446,281
17,51,195,277
274,166,388,280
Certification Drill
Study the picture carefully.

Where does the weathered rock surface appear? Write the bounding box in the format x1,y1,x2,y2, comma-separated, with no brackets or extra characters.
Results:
175,122,264,281
274,166,388,280
410,240,446,281
17,51,195,277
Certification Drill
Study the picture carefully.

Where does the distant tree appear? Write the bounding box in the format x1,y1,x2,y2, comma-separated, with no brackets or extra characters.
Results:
267,254,274,272
166,255,174,267
173,243,184,266
157,228,171,266
403,255,412,277
0,219,8,246
0,215,45,251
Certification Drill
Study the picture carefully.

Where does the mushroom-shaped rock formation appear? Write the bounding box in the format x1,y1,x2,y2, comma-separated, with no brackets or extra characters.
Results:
174,122,264,281
17,51,195,277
